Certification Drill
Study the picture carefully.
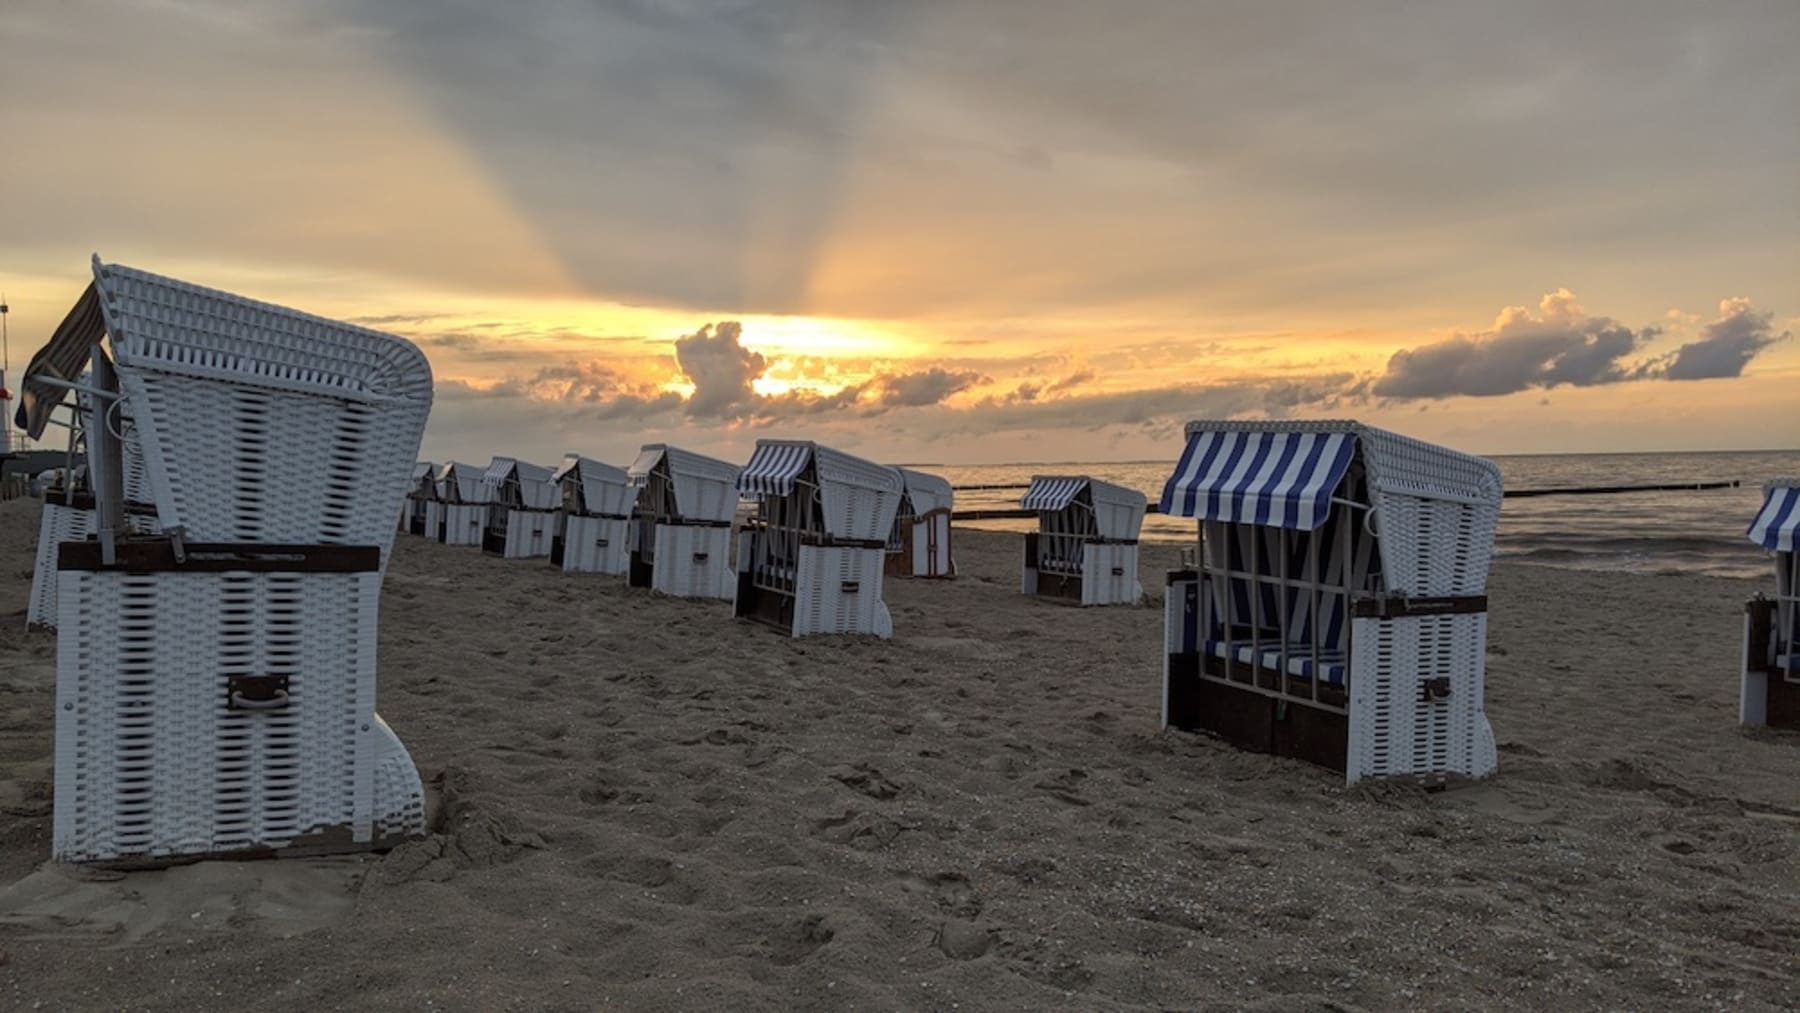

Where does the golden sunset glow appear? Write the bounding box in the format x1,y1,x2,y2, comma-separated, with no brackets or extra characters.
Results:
0,1,1792,467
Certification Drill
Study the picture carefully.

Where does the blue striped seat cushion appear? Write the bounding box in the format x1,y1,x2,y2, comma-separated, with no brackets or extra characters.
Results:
1205,639,1347,686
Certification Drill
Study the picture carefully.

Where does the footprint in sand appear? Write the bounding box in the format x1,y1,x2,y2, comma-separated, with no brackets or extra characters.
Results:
829,764,905,800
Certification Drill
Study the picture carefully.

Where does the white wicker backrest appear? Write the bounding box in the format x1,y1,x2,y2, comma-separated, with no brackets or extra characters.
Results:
813,445,904,542
653,446,741,523
97,259,431,552
1087,478,1148,541
1354,425,1501,596
898,468,954,517
555,455,633,516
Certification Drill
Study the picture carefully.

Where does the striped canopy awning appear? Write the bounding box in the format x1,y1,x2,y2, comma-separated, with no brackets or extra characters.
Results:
17,282,106,439
1748,484,1800,553
737,442,814,497
1020,476,1089,512
1160,430,1358,530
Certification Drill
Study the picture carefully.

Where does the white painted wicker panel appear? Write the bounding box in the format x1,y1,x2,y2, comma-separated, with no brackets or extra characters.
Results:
120,372,428,563
675,472,738,523
819,480,904,544
422,501,444,540
793,545,892,638
650,524,734,599
1079,543,1143,606
1371,491,1495,598
29,503,94,630
371,716,426,841
442,504,485,546
501,510,560,559
561,515,629,574
1088,482,1148,542
53,569,421,863
1346,613,1495,784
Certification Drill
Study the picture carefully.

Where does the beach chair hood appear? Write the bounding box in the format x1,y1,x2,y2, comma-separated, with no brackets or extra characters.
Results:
738,439,904,542
1160,420,1502,597
553,454,634,517
1748,480,1800,554
628,444,741,523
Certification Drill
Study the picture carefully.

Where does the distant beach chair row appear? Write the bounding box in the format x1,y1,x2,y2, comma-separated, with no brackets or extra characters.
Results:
14,256,1797,868
396,440,958,638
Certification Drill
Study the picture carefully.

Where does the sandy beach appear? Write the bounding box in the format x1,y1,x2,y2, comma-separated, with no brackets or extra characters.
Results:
0,495,1795,1011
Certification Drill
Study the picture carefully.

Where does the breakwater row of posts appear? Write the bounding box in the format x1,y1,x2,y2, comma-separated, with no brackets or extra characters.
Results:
949,480,1740,521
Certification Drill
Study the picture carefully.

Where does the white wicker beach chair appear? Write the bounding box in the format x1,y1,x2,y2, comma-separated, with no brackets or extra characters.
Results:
18,255,431,864
1157,420,1501,784
1743,479,1800,728
1019,476,1145,606
481,456,560,559
551,454,633,574
401,460,442,538
625,444,740,599
735,439,903,637
886,468,956,579
436,460,491,546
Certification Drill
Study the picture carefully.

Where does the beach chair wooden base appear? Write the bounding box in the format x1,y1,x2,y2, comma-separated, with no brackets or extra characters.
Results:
1742,599,1800,728
1166,652,1353,775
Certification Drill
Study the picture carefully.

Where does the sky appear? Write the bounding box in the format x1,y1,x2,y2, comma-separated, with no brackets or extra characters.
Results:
1,0,1795,468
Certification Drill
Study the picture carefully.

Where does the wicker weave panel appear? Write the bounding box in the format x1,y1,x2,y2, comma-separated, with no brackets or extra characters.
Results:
122,372,427,560
793,545,892,638
561,515,629,574
1080,543,1143,606
28,504,95,629
496,508,559,559
649,524,734,599
100,261,432,404
1346,613,1495,784
51,569,421,863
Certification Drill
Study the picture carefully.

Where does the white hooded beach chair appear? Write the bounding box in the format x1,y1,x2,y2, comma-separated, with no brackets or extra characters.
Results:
18,255,430,864
401,460,441,538
436,460,490,546
1743,479,1800,728
625,444,740,599
1020,475,1145,606
551,454,633,574
734,439,904,637
886,467,956,579
1159,420,1501,784
481,456,560,558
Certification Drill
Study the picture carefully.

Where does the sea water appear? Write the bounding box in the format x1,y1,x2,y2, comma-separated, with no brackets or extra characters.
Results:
925,450,1800,580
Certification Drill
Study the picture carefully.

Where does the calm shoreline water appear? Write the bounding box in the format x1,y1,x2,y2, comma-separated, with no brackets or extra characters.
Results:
924,449,1800,581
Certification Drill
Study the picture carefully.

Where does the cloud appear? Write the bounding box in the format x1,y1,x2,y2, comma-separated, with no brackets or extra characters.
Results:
1371,289,1655,399
674,321,766,417
871,367,987,407
434,360,681,422
1653,297,1788,381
